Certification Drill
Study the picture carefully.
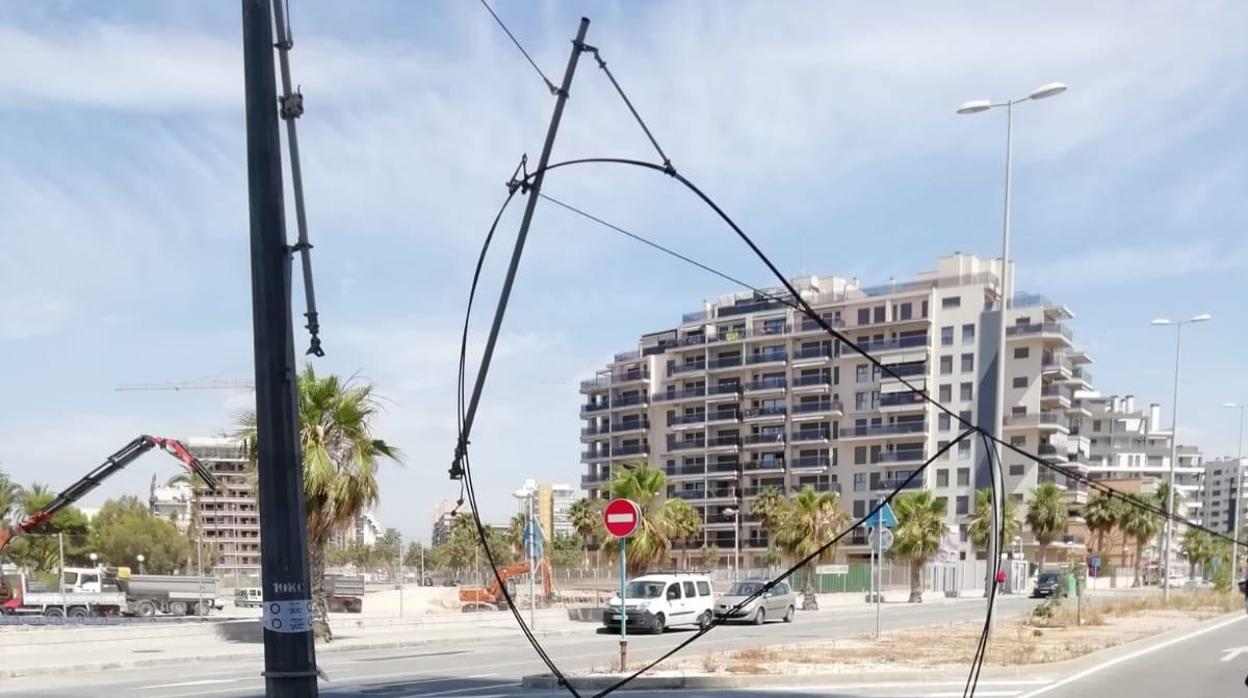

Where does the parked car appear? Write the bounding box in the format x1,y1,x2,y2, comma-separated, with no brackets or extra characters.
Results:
714,579,795,624
602,573,715,634
1031,571,1063,598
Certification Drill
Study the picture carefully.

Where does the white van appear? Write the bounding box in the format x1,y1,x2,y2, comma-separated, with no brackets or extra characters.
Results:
602,573,716,634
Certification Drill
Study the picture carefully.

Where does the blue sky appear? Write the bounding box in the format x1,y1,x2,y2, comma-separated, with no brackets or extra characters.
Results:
1,1,1245,543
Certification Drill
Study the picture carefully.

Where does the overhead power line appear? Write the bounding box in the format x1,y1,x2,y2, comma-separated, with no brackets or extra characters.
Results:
477,0,558,95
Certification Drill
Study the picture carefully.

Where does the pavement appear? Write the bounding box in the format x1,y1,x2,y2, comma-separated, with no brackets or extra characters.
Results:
2,591,1238,698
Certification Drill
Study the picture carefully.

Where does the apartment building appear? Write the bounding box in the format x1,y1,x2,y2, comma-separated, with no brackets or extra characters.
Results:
432,499,459,546
149,479,193,533
579,253,1095,566
514,480,577,542
1081,395,1204,523
1200,458,1246,536
186,436,261,578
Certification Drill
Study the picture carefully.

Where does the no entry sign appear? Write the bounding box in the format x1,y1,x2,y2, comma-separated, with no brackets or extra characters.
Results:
603,498,641,538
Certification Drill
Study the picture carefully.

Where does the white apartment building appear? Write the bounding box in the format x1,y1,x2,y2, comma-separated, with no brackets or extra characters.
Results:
514,480,577,541
1081,395,1204,523
431,499,459,546
149,479,194,533
1201,457,1246,536
579,253,1095,566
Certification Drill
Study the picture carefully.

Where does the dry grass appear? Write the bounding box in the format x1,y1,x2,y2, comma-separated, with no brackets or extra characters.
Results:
669,591,1242,676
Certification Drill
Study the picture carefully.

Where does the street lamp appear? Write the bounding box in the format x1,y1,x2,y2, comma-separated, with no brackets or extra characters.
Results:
958,81,1067,599
1151,314,1211,601
512,483,538,628
723,507,740,581
1224,402,1247,580
136,554,145,575
89,552,98,568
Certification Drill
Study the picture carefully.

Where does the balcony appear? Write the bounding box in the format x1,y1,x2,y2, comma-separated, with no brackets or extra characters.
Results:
656,386,706,402
745,377,787,393
1007,322,1073,344
669,361,707,376
791,455,831,471
668,413,706,429
708,327,747,344
1067,367,1093,386
742,432,786,447
743,406,787,421
580,425,609,441
581,448,610,463
611,419,649,434
580,401,610,416
612,394,649,408
792,346,834,363
611,443,649,459
791,399,843,419
579,375,611,392
858,334,929,353
875,449,927,464
796,316,846,334
744,459,784,472
705,410,742,425
880,391,927,411
840,421,926,439
580,472,609,487
614,368,649,385
670,488,707,501
1041,385,1073,407
707,460,741,473
872,477,925,491
667,436,706,451
1037,443,1066,462
791,374,832,392
747,350,788,366
1004,413,1067,430
664,464,706,477
752,322,791,338
703,488,738,502
706,435,743,450
881,362,927,380
789,481,839,493
790,429,831,443
707,356,744,371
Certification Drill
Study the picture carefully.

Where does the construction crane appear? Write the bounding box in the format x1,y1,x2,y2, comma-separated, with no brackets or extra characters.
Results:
114,380,254,392
0,435,221,554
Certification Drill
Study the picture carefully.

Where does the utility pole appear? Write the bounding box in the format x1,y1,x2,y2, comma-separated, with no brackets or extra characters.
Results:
241,0,317,694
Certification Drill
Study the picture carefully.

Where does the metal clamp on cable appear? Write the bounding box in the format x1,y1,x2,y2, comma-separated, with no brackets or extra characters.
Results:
278,88,304,120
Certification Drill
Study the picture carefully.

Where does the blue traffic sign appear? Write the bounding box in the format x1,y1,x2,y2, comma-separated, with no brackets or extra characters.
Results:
864,502,897,529
524,519,545,559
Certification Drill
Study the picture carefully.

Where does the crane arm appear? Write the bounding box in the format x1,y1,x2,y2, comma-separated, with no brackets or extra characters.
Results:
0,435,220,553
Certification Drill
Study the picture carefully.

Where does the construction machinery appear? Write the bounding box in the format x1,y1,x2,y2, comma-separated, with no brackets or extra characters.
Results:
0,435,220,556
458,558,557,613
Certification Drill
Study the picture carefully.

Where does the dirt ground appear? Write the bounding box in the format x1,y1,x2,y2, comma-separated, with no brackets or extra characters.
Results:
673,592,1240,676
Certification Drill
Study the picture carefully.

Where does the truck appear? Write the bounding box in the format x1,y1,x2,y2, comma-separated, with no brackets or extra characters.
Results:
1,570,127,618
324,574,365,613
115,571,219,617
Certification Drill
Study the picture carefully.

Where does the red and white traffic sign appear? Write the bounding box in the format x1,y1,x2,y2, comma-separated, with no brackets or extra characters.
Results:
603,498,641,538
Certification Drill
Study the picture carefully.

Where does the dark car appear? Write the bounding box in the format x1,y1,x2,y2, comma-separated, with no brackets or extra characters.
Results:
1031,571,1062,598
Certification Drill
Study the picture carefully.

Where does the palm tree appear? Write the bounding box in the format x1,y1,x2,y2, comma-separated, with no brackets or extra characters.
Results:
1181,528,1212,580
598,463,683,574
567,497,603,569
664,498,703,570
892,491,950,603
0,470,22,524
1026,483,1068,567
236,364,400,641
1081,491,1120,557
966,488,1021,558
1121,494,1162,587
507,512,528,559
773,486,849,610
748,485,788,536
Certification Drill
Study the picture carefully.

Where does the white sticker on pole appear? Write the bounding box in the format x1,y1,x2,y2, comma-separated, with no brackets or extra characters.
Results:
262,599,313,633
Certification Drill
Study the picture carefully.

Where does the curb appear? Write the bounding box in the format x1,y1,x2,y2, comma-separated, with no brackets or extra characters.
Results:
2,627,580,679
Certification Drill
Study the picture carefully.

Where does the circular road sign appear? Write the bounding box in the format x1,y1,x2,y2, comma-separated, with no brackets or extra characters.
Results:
603,498,642,538
868,528,895,552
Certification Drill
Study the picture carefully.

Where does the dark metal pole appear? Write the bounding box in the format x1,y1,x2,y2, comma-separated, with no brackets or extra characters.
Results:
451,17,591,479
241,1,318,695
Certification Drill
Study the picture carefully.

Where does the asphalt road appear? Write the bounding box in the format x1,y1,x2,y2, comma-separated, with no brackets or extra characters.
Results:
0,597,1039,698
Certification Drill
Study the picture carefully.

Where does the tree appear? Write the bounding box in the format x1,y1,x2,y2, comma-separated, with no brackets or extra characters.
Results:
548,535,583,570
748,485,788,536
403,542,426,571
0,469,21,524
506,513,528,560
5,484,90,572
567,497,603,569
966,488,1021,557
1121,494,1161,587
1180,528,1212,580
664,498,703,570
774,486,849,610
892,491,949,603
91,496,190,574
236,364,401,641
699,542,722,569
1081,491,1121,557
1026,483,1068,566
597,463,685,574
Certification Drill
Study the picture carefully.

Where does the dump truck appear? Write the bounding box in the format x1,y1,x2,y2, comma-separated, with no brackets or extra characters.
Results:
116,571,219,617
325,574,365,613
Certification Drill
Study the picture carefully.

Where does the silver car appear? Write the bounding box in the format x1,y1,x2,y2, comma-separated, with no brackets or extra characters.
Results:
713,579,796,624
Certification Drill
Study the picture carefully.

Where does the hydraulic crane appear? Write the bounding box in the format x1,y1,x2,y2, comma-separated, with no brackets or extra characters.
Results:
0,435,220,554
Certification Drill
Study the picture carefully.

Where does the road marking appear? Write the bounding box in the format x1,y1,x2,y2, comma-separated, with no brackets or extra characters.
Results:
409,683,519,697
138,678,244,689
1221,645,1248,662
927,692,1021,697
1017,615,1245,698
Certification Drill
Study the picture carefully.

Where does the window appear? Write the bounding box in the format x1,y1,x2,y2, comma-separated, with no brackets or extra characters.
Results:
936,496,948,509
855,392,867,411
853,473,866,492
961,353,974,373
942,296,961,309
1010,436,1026,447
941,326,954,346
1013,376,1028,388
940,356,953,375
1093,420,1103,431
959,525,969,543
1011,493,1024,503
937,469,949,487
962,324,975,344
853,499,866,517
833,366,840,384
1013,347,1029,359
683,581,697,597
874,306,886,323
855,447,867,465
856,365,869,383
1012,406,1027,416
667,584,682,600
697,581,712,596
958,440,971,458
857,308,870,325
899,303,912,320
939,384,952,402
957,468,970,487
938,440,950,459
1009,464,1025,476
960,382,973,401
956,496,969,515
939,414,951,431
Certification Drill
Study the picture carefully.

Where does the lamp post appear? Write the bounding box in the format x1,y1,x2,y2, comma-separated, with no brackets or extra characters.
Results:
1151,314,1211,601
89,552,98,567
1223,402,1247,579
137,554,146,575
958,81,1067,603
723,507,740,581
513,483,538,629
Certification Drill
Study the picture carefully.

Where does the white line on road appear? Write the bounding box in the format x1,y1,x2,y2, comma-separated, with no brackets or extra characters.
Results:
407,683,519,697
139,679,244,690
927,692,1021,697
1016,615,1245,698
